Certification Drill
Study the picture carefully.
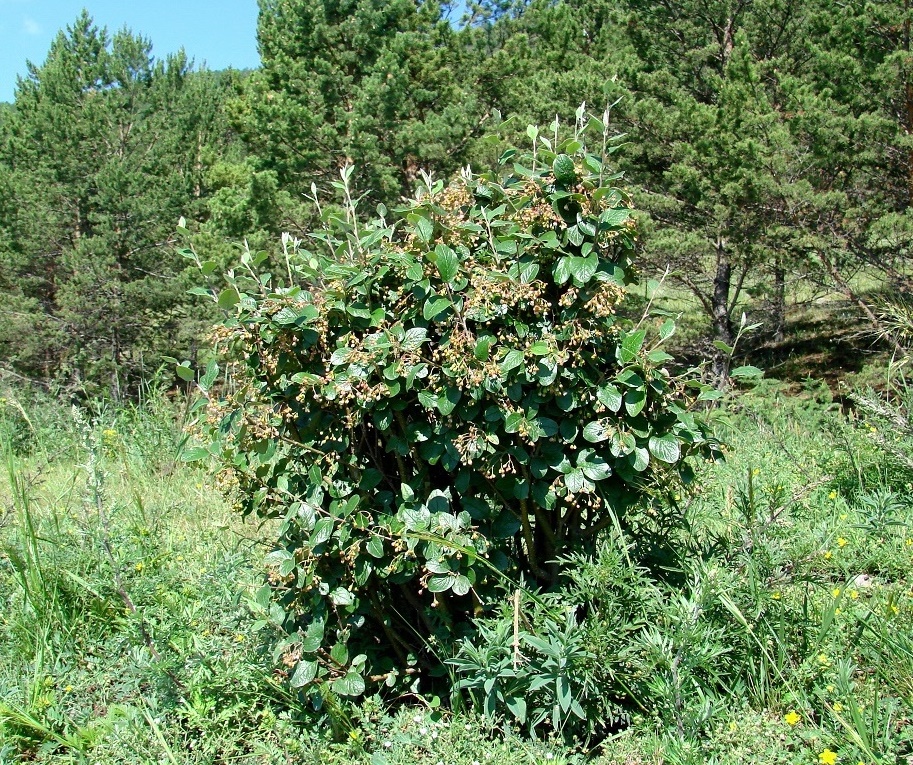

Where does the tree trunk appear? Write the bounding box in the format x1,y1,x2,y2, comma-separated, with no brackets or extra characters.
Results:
772,262,786,342
712,240,734,380
905,0,913,204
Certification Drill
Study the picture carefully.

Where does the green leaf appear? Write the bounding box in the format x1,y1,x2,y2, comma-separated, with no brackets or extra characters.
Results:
181,446,210,463
301,619,324,652
730,365,764,378
434,244,459,283
310,517,334,547
330,587,354,606
175,364,195,382
330,642,349,665
217,288,240,310
330,347,352,366
505,695,527,723
565,469,588,493
414,216,433,243
491,509,521,538
333,672,366,697
579,452,612,481
554,257,573,285
624,389,646,416
557,676,572,712
619,330,646,363
504,412,524,433
568,254,598,284
500,349,524,373
437,387,461,416
423,297,451,321
452,575,471,596
427,575,453,593
600,208,631,227
474,335,495,361
566,225,584,247
583,420,610,443
199,360,219,391
659,319,676,341
648,434,681,463
366,537,384,558
406,261,424,281
290,659,318,688
401,327,428,351
647,350,674,364
597,384,623,412
553,154,576,185
577,216,596,238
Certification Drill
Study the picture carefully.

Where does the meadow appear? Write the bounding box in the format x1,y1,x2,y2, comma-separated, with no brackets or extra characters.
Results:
0,360,911,764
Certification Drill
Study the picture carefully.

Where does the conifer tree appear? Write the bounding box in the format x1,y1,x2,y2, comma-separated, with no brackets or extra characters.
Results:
243,0,479,202
0,13,232,395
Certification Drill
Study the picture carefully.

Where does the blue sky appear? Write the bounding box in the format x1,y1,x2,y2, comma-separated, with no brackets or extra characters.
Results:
0,0,261,102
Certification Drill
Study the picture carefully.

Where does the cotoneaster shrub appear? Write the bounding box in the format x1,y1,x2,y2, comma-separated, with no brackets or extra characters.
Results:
186,119,722,703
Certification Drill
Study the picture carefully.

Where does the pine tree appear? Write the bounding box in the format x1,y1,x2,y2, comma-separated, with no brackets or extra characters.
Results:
0,13,233,395
242,0,479,203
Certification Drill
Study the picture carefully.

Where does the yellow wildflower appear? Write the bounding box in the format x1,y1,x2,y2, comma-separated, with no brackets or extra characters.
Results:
818,653,830,665
819,749,838,765
837,537,848,548
772,591,781,600
832,588,841,598
784,710,801,726
833,702,843,713
849,590,859,600
829,490,837,500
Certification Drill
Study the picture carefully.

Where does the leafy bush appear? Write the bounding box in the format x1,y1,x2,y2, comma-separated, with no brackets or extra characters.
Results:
189,120,721,702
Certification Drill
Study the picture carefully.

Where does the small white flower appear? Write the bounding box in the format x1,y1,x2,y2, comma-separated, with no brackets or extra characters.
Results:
383,741,393,749
419,727,428,735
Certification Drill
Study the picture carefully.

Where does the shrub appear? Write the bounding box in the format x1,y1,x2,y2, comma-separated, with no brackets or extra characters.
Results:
188,119,722,702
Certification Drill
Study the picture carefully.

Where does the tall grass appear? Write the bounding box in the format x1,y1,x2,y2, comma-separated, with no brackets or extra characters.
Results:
0,375,911,764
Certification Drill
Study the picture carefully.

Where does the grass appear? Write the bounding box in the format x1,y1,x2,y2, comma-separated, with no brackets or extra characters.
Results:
0,372,912,764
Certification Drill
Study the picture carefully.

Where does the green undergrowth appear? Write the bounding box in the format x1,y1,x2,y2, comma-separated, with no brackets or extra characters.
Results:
0,375,911,764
